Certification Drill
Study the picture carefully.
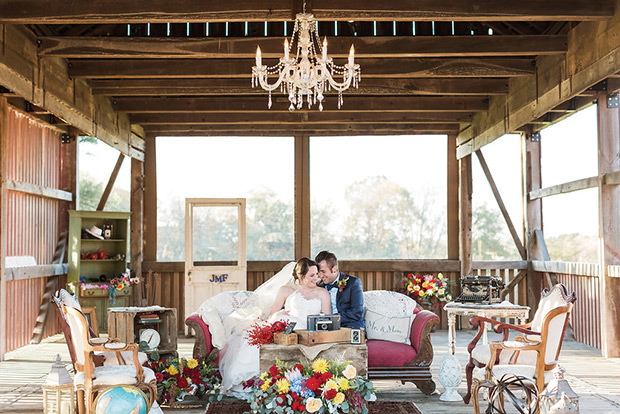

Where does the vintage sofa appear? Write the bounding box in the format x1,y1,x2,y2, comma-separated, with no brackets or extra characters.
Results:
185,289,439,394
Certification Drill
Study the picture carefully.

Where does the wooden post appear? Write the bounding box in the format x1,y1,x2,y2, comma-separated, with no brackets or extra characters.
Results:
143,133,157,262
130,157,145,305
295,134,311,259
597,92,620,358
59,126,78,236
459,154,472,278
522,129,544,314
0,97,7,359
447,134,459,260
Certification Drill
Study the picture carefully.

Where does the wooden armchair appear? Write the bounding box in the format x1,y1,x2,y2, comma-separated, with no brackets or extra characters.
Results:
465,284,576,413
53,289,148,370
60,302,157,414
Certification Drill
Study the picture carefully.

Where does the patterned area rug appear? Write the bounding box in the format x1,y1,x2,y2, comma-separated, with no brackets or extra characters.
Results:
205,400,422,414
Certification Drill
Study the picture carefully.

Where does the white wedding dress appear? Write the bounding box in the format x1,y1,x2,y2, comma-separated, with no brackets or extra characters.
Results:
219,289,322,398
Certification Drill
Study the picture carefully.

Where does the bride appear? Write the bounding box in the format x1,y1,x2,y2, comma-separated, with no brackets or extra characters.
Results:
218,258,331,398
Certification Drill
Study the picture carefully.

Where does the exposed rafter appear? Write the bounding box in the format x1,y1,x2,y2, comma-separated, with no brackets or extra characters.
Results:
0,1,612,23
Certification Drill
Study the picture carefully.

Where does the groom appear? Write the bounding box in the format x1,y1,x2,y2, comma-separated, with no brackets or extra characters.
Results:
315,251,365,329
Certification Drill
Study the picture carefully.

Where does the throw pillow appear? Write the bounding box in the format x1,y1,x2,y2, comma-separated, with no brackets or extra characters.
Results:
364,308,413,345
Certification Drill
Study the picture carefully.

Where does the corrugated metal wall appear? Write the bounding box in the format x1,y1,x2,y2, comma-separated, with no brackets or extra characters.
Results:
557,272,601,349
4,106,63,353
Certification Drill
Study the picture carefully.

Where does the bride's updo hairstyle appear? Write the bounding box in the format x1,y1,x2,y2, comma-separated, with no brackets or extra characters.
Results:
293,257,317,283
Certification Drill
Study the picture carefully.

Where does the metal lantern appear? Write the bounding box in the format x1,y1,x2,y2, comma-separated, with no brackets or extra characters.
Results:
539,366,579,414
42,354,75,414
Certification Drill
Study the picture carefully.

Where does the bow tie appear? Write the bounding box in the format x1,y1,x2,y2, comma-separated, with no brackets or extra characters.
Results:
325,282,338,290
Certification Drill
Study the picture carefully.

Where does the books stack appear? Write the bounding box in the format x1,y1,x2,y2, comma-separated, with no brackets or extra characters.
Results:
138,313,161,324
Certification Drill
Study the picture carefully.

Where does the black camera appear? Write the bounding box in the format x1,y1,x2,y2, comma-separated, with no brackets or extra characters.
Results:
307,314,341,332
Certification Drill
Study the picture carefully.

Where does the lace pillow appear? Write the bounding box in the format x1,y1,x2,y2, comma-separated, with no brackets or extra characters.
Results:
364,308,413,345
363,290,417,317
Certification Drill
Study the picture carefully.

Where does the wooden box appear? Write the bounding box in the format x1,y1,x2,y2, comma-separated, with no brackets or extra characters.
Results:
273,332,298,345
260,343,368,378
297,328,365,346
108,307,178,355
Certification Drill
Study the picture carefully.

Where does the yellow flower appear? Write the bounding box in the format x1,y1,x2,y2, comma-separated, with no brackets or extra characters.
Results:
333,392,345,405
261,381,270,392
418,290,425,297
421,281,429,288
166,365,179,376
312,358,330,374
342,364,357,379
447,294,452,301
306,397,323,413
275,378,290,394
260,372,269,381
413,285,420,291
438,273,444,280
338,378,350,391
187,359,198,369
438,288,445,295
324,379,338,391
407,284,414,292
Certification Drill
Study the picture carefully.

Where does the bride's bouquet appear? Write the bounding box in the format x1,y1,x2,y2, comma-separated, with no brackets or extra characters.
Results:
244,358,375,414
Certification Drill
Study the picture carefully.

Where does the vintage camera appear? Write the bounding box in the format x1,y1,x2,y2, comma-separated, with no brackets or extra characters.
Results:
307,314,341,332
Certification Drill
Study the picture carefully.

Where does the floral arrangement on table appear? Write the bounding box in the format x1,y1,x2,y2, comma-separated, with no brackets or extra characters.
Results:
244,358,375,414
402,273,452,310
246,319,291,347
148,354,221,405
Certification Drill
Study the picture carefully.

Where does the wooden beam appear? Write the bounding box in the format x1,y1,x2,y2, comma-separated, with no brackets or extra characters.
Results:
604,170,620,185
534,229,559,287
500,269,527,299
90,78,510,97
0,1,612,23
531,260,600,277
457,9,620,159
475,150,527,259
5,179,73,201
597,90,620,358
143,134,157,262
459,155,472,277
0,24,134,156
96,153,125,211
447,134,459,260
529,176,598,200
38,35,568,59
294,134,310,259
142,123,461,134
130,112,473,125
130,157,145,306
4,264,68,281
69,58,535,79
114,96,489,113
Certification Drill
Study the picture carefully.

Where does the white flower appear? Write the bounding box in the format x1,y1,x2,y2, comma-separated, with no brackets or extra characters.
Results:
306,397,323,413
284,368,302,383
342,364,357,379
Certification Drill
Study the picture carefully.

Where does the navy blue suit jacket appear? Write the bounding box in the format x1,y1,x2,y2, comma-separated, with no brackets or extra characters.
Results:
334,272,365,329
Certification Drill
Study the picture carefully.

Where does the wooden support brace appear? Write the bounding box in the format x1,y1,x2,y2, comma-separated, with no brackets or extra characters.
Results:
96,152,125,211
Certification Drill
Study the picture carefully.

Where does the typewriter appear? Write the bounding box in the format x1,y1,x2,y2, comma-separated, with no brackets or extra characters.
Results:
455,276,504,303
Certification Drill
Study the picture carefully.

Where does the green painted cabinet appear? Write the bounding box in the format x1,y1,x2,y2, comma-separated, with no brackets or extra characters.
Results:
67,210,131,332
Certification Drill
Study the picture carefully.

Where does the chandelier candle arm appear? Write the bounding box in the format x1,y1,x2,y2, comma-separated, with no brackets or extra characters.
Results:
251,12,360,111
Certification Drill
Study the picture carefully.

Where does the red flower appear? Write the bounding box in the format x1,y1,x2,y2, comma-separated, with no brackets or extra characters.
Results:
306,378,320,391
293,363,304,373
299,405,305,412
177,377,188,388
324,389,337,400
292,400,300,410
193,373,202,384
276,395,286,406
321,372,333,382
269,364,280,378
155,373,163,382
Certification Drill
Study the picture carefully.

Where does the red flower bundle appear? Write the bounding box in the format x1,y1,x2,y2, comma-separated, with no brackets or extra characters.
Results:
246,319,290,347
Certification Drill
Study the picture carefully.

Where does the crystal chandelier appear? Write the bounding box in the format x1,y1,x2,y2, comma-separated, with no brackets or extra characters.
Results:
251,5,361,112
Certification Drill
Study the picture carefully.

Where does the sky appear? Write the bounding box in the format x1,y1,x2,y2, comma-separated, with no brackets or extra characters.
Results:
79,104,601,240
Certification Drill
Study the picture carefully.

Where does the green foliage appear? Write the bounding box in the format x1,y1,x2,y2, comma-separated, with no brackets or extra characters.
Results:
545,233,598,263
472,203,516,260
78,173,129,212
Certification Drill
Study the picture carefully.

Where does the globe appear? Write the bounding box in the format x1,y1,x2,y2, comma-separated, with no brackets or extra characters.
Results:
93,385,149,414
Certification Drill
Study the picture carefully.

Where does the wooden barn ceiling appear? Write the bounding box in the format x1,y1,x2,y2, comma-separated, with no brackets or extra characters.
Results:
0,0,618,154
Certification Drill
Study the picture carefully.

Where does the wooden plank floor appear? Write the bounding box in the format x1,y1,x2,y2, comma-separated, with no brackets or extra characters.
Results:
1,329,619,413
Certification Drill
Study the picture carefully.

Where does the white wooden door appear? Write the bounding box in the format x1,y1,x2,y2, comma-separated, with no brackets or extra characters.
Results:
184,198,247,328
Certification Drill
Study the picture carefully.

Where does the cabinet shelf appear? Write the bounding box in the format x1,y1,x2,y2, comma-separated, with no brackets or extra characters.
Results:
81,239,125,242
80,259,126,262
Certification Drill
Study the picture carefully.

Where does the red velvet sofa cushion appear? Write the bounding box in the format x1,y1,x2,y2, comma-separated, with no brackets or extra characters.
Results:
367,339,417,367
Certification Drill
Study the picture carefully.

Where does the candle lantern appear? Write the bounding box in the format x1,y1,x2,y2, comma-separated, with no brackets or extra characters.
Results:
42,354,75,414
539,366,579,414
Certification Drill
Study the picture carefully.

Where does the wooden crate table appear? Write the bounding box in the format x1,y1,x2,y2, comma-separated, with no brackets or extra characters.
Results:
259,343,368,377
107,306,177,356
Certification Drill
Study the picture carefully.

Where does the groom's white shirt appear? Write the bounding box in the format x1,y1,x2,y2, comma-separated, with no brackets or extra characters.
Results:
328,275,340,314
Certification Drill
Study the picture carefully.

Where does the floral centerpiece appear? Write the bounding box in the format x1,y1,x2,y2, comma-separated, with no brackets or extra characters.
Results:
246,319,290,347
244,358,375,414
403,273,452,310
148,354,221,405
